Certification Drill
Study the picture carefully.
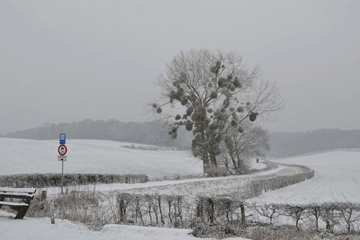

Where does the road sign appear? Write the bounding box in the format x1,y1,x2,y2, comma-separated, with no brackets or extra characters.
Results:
58,155,67,161
58,144,67,156
59,133,66,145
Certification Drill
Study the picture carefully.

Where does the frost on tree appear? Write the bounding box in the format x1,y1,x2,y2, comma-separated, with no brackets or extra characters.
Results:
152,49,283,176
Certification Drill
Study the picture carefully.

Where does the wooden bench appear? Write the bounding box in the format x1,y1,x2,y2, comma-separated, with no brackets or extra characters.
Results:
0,187,37,219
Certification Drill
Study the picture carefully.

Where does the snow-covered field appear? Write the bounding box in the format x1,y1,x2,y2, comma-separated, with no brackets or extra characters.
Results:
0,138,204,179
1,138,360,239
250,150,360,204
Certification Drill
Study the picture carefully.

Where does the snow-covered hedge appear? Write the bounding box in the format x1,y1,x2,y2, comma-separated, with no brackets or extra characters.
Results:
115,193,248,229
23,188,360,238
191,200,360,237
194,196,245,225
249,201,360,233
0,173,148,188
249,165,314,198
116,193,186,228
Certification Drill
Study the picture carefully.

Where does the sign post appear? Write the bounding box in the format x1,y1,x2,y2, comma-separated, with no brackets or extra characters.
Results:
58,134,67,194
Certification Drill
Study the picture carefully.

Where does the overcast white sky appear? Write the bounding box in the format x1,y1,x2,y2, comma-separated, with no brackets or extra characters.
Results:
1,0,359,134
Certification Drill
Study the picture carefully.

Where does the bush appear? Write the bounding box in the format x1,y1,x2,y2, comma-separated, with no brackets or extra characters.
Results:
0,173,148,188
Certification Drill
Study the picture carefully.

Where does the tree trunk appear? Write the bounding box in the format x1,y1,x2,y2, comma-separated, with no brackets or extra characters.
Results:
202,155,211,175
210,154,217,167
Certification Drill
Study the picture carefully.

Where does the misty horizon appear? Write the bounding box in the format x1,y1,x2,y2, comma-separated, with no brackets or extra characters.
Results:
1,0,359,135
2,118,360,136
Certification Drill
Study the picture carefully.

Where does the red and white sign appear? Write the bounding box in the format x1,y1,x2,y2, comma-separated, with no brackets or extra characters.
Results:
58,144,67,156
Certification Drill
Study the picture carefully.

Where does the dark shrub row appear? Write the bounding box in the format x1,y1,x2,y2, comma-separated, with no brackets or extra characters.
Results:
250,202,360,233
250,169,314,197
0,173,148,188
115,192,360,236
116,193,186,228
192,200,360,238
115,194,248,229
195,196,245,226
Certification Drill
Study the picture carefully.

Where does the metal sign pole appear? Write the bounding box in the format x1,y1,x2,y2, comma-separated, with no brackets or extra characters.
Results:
58,133,67,195
61,160,64,194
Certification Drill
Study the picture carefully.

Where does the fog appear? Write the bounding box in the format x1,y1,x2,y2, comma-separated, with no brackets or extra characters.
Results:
1,0,359,134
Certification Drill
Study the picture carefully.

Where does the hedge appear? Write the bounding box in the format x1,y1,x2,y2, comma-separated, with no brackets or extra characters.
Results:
0,173,148,188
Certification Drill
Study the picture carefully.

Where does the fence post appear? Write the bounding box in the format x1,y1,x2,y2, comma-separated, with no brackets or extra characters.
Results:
241,204,246,228
50,200,55,224
40,190,47,201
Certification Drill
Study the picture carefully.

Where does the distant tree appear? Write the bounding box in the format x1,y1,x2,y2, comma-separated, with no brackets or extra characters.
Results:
219,122,270,174
151,49,283,175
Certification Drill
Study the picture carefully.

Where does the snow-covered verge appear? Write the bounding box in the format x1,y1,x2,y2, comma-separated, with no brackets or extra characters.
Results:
0,210,249,240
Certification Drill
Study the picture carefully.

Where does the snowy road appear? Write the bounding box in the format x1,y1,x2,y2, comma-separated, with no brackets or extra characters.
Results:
45,163,310,204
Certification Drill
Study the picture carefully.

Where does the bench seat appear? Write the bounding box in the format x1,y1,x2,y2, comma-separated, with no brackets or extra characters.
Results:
0,201,29,207
0,187,36,194
0,192,36,199
0,187,36,219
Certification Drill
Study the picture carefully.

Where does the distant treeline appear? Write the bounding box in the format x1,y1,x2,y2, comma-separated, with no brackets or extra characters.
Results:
1,119,192,149
1,120,360,157
268,128,360,157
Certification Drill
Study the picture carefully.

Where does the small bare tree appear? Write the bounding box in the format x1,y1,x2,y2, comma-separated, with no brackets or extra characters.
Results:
320,203,341,233
251,202,280,225
337,202,360,233
305,203,322,231
283,204,306,230
219,122,270,174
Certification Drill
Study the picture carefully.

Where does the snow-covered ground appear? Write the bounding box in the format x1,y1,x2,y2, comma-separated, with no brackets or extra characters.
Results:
250,150,360,204
0,211,249,240
0,138,266,179
0,138,204,179
0,138,260,240
2,138,359,239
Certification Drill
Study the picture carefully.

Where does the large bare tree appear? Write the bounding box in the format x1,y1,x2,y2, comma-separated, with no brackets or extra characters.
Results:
152,49,283,176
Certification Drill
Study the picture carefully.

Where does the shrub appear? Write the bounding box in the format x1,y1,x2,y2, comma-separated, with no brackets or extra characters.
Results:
0,173,148,188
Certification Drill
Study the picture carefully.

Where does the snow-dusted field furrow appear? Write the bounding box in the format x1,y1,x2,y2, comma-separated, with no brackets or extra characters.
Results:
250,150,360,204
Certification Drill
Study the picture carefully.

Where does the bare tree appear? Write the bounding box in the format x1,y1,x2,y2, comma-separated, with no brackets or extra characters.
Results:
152,49,283,175
219,122,270,174
251,202,281,225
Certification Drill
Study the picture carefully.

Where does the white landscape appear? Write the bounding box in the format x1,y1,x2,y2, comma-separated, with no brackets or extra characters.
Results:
1,138,360,239
253,150,360,204
0,138,204,179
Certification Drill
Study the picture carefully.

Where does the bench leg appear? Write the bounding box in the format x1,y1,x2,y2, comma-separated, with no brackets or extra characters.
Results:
12,199,31,219
14,206,30,219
